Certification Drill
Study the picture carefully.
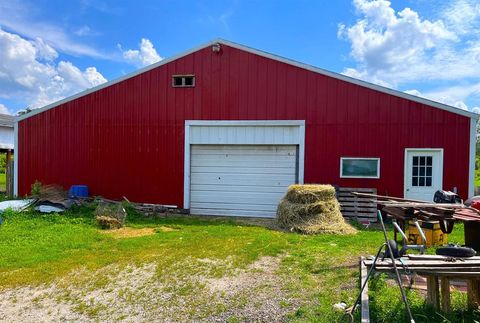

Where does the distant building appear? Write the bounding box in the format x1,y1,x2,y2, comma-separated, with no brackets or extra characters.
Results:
0,114,14,151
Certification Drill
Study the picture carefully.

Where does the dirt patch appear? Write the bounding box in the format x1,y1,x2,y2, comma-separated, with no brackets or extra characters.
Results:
99,227,156,239
157,226,179,232
205,256,299,322
0,256,300,322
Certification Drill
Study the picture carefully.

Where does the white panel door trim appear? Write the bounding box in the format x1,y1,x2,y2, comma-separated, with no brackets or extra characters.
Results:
469,118,477,198
184,120,306,209
404,148,444,201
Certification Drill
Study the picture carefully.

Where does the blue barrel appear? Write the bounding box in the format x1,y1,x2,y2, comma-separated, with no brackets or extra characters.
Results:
69,185,89,198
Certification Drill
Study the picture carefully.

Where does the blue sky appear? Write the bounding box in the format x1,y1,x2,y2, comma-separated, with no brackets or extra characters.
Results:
0,0,479,114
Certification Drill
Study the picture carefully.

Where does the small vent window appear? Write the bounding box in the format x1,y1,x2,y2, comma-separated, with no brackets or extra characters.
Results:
172,75,195,87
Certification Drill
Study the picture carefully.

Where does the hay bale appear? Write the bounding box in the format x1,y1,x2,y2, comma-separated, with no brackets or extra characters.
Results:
277,184,356,235
95,203,126,229
284,184,337,204
96,216,123,229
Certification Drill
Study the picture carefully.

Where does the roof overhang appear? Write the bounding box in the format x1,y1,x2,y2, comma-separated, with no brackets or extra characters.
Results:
15,38,480,122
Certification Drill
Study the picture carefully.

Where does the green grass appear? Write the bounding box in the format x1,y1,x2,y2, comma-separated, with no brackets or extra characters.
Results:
0,206,477,322
0,173,5,191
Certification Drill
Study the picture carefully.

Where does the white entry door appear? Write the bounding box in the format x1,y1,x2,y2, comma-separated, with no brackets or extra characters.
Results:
190,145,297,217
404,149,443,202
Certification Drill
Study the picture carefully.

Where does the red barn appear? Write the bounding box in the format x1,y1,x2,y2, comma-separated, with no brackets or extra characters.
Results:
14,39,478,217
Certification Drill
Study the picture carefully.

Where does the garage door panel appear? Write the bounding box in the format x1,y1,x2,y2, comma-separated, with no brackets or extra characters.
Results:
191,159,295,168
191,173,295,186
191,166,295,175
190,202,278,212
191,153,296,163
191,191,283,205
191,184,288,193
192,146,296,155
190,145,297,218
190,208,277,217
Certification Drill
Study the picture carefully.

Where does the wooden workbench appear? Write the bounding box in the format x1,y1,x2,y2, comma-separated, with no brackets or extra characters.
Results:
362,255,480,313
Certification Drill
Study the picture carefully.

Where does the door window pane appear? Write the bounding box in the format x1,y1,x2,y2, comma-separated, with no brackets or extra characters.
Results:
411,155,433,187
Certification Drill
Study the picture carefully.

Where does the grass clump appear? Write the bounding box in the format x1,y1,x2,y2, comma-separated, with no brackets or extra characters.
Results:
277,184,357,235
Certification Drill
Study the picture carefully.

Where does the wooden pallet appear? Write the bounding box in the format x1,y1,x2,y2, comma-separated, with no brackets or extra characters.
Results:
337,187,377,223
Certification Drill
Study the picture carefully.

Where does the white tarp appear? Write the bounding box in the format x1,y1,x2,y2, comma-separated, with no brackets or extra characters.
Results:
0,199,35,212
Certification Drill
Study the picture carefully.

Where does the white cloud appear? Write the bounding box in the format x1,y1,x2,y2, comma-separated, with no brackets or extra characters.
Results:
0,0,107,59
441,0,480,35
404,84,480,111
338,0,459,85
0,103,10,115
73,25,102,37
339,0,480,110
121,38,162,68
0,27,107,111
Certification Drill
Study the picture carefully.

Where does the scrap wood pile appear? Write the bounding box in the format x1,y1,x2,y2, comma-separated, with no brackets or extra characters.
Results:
277,184,357,235
363,254,480,276
351,192,480,223
96,196,179,216
31,184,78,212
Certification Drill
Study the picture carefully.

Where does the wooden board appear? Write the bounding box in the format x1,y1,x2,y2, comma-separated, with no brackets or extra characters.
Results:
338,187,377,223
360,257,370,323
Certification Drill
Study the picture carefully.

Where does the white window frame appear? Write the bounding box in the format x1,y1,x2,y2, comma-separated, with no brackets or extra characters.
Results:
340,157,380,179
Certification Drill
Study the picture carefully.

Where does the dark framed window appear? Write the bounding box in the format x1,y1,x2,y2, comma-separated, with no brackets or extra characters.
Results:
172,75,195,87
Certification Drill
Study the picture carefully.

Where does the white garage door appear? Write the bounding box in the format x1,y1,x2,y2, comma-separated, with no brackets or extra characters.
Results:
190,145,297,217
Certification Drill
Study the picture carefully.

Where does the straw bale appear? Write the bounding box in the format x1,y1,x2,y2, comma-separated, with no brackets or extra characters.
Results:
284,184,336,204
276,184,356,235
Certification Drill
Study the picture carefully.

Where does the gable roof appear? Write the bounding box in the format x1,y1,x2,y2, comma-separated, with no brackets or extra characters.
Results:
16,38,480,122
0,114,15,127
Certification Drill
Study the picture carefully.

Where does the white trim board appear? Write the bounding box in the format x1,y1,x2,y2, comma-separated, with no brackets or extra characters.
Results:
13,122,18,196
183,120,305,209
469,118,477,198
16,39,479,123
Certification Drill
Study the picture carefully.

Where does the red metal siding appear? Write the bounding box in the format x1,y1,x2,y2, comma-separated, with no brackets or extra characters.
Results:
18,44,471,205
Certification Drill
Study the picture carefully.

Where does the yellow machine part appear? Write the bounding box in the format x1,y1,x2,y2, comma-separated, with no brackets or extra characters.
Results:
406,221,447,247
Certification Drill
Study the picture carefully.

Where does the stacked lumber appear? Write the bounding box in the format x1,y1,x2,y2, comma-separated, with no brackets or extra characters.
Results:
337,187,377,222
94,197,180,216
351,192,480,223
363,255,480,276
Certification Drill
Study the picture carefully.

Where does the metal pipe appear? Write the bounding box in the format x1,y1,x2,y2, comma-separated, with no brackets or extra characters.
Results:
378,211,416,323
413,220,427,254
392,220,408,241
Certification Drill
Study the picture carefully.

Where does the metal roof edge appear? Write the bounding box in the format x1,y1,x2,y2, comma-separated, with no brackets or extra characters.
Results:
16,38,479,122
